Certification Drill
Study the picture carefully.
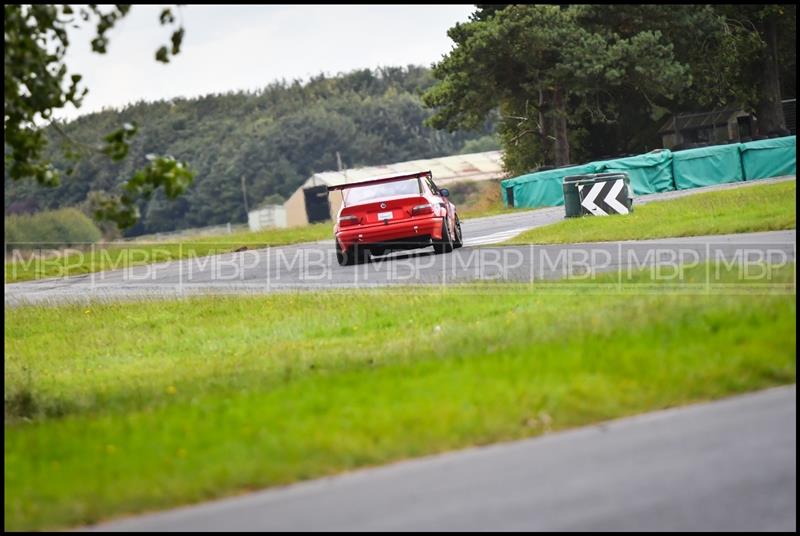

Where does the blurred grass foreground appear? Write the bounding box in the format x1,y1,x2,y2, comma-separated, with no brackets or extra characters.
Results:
4,262,796,530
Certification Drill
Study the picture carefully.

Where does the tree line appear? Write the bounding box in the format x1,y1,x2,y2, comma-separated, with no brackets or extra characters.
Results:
5,5,795,236
5,66,498,237
424,4,796,173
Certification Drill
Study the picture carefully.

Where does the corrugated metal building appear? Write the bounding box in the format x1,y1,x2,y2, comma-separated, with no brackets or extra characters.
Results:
247,204,287,231
658,108,754,149
659,99,796,150
284,150,505,227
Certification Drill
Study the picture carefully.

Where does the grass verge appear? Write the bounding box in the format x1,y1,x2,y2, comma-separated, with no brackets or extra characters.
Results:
4,263,796,530
506,180,796,245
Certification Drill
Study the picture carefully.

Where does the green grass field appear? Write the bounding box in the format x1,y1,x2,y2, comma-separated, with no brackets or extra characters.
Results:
506,180,796,245
5,263,795,530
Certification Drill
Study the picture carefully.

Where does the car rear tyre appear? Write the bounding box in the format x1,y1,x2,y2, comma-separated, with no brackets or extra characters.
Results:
433,218,454,254
336,241,353,266
353,245,369,265
337,241,368,266
453,214,463,249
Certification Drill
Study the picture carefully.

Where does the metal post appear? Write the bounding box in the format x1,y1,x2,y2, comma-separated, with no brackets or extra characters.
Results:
241,175,249,215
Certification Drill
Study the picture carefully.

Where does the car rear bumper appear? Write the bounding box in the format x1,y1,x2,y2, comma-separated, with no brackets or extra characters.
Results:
336,216,443,251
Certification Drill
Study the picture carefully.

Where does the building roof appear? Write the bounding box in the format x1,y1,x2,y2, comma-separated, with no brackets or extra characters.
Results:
301,150,506,189
658,107,743,134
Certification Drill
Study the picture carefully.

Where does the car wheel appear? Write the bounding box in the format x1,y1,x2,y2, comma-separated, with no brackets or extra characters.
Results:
336,241,365,266
354,245,370,264
433,217,454,254
336,241,353,266
453,214,463,249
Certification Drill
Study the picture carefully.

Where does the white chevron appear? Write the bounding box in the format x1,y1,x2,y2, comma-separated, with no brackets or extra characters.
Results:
605,179,630,214
579,182,608,216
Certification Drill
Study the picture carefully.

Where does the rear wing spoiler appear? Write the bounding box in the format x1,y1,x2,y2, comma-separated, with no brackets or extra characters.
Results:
326,171,432,192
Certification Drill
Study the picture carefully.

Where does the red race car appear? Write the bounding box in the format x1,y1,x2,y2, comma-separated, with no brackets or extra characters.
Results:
328,171,463,266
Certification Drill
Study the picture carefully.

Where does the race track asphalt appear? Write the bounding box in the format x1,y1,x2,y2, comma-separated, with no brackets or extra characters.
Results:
86,385,797,532
5,178,796,306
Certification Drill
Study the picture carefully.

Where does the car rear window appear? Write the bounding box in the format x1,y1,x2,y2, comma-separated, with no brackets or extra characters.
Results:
344,178,421,205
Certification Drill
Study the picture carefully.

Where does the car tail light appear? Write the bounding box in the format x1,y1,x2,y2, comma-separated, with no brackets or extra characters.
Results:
339,214,360,226
411,203,433,215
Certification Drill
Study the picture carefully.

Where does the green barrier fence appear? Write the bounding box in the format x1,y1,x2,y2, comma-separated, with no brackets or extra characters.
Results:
501,163,598,207
740,135,797,180
672,143,744,190
592,150,675,195
502,136,796,208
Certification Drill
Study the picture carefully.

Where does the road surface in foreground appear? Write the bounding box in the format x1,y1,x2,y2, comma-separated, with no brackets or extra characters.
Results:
86,385,797,531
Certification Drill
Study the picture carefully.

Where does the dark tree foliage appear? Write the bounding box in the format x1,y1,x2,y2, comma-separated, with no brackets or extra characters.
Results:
424,5,693,170
713,4,796,134
424,4,796,175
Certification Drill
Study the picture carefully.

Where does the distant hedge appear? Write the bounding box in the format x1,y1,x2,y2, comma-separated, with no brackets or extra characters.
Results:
5,208,102,250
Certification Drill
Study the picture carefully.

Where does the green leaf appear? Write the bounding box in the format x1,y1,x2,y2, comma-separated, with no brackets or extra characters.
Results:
170,28,184,55
155,45,169,63
159,8,175,24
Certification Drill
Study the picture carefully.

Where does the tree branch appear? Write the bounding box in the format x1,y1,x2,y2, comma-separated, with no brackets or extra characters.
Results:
48,120,103,156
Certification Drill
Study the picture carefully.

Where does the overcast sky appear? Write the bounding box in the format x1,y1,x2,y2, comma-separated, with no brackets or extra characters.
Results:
57,4,475,121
